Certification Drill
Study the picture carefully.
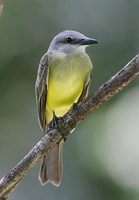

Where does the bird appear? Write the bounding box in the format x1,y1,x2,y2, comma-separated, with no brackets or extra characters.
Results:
35,30,98,187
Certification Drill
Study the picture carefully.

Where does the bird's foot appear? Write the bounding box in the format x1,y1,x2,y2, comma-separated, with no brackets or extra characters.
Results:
72,102,79,112
50,112,67,142
51,112,59,128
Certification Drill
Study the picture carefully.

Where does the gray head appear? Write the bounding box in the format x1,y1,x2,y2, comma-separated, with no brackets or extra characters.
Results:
48,30,98,54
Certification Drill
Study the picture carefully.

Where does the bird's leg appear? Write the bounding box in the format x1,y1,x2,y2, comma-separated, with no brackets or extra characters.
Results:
72,102,78,110
72,102,80,113
51,111,59,128
51,112,67,142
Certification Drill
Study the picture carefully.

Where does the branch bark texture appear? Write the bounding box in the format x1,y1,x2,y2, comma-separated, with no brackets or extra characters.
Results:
0,54,139,199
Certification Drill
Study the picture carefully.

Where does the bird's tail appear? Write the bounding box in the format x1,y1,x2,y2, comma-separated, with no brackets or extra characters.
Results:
39,142,63,187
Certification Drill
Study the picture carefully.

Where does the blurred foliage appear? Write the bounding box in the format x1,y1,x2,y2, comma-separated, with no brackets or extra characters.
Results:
0,0,139,200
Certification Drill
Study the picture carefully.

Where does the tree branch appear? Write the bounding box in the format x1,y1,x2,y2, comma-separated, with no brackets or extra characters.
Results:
0,54,139,199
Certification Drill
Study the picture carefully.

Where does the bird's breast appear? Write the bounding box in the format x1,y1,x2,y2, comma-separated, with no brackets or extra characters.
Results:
46,53,92,123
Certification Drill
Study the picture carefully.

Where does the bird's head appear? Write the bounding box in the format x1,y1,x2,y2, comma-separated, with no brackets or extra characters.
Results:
48,30,98,54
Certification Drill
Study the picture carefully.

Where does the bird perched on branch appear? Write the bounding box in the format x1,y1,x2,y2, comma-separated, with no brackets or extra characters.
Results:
35,30,98,186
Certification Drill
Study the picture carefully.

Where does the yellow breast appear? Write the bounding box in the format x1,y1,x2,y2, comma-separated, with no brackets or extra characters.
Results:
46,53,92,124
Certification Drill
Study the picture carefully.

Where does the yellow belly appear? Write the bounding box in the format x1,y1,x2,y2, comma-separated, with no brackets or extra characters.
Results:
46,53,92,124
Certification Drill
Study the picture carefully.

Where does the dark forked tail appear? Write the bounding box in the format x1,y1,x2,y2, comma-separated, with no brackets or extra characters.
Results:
39,142,63,187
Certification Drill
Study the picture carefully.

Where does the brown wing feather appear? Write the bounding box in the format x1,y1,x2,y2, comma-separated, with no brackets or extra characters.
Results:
35,52,52,131
77,75,91,103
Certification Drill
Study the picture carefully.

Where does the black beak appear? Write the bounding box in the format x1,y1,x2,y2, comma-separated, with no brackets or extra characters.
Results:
80,37,99,45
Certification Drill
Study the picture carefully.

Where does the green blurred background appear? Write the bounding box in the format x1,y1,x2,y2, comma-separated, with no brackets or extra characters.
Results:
0,0,139,199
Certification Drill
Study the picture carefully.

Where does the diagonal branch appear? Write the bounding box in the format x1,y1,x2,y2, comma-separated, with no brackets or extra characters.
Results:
0,54,139,199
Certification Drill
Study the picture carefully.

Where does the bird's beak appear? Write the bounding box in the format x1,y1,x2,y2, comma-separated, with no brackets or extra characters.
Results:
80,37,99,45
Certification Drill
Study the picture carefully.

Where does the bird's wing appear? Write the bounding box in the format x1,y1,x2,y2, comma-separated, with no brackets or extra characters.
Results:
78,75,91,103
35,52,52,131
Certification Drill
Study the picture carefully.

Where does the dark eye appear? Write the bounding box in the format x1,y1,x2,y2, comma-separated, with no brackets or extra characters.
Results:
66,37,72,43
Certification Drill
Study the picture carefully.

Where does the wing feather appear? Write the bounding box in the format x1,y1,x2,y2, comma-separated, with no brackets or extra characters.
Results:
35,52,52,131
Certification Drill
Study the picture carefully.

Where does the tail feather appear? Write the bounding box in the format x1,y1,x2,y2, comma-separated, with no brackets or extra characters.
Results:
39,142,63,187
39,155,49,185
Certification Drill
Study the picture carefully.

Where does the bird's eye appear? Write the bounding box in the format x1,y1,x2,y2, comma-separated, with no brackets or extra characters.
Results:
66,37,72,43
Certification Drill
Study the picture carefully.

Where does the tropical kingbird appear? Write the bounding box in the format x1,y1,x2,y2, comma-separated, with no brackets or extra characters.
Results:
35,30,98,187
